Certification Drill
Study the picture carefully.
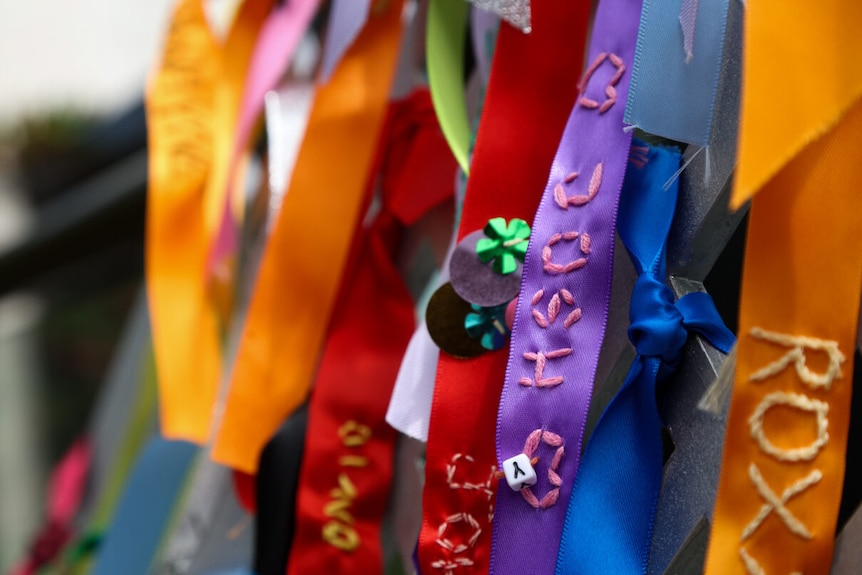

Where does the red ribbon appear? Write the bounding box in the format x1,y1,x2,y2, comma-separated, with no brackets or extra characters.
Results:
419,4,591,573
286,89,455,573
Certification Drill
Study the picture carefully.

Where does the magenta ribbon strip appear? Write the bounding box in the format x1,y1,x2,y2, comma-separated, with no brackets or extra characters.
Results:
489,0,642,572
208,0,320,276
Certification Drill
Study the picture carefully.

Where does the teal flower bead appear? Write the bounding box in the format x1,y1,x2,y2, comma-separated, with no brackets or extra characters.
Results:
475,217,531,275
464,303,511,351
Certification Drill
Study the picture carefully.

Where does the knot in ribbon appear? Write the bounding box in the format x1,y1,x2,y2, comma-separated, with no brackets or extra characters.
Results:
555,142,734,575
476,217,531,275
628,274,687,362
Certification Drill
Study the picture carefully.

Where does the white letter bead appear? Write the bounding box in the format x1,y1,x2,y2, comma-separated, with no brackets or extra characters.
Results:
502,453,538,491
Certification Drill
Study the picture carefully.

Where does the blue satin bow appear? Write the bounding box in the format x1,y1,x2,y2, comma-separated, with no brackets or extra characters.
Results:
555,142,734,574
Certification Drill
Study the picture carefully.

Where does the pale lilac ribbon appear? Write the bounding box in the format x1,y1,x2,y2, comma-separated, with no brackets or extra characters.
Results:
318,0,371,83
490,0,642,571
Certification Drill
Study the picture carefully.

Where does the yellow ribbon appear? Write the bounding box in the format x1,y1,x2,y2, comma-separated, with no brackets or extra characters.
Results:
211,0,405,473
146,0,273,442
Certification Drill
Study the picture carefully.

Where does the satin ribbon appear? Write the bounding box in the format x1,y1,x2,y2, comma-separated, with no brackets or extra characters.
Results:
212,0,404,473
10,439,91,575
624,0,729,145
91,438,198,575
385,5,494,444
319,0,371,83
427,0,471,174
704,100,862,575
731,0,862,209
490,0,641,571
419,2,591,573
554,143,734,574
703,0,862,571
67,352,159,575
286,89,454,574
208,0,321,282
146,0,273,443
253,404,309,575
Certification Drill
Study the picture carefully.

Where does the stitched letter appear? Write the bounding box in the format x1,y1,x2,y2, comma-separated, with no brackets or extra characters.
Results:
749,391,829,462
741,463,822,541
749,328,845,390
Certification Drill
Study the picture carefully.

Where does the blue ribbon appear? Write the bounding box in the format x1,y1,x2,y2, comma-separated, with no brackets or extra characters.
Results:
93,437,197,575
555,142,734,574
624,0,730,146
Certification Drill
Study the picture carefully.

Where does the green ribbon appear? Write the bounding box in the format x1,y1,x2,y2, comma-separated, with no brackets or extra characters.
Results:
427,0,471,174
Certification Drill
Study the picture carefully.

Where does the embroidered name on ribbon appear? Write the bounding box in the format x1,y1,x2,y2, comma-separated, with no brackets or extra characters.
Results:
418,2,592,574
490,0,643,572
736,329,843,573
704,99,862,575
321,421,373,552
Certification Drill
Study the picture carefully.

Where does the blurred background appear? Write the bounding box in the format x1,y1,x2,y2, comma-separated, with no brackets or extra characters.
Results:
0,1,192,569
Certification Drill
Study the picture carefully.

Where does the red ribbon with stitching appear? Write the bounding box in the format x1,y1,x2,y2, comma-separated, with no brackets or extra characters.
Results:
286,89,456,574
418,3,591,574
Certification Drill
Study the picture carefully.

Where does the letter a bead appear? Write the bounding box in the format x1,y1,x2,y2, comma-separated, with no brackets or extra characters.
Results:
502,453,538,491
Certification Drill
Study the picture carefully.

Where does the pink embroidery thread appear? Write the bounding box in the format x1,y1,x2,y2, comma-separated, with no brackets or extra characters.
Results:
433,454,498,574
554,163,603,209
519,430,565,509
531,289,583,329
542,231,589,275
519,348,573,388
578,52,626,113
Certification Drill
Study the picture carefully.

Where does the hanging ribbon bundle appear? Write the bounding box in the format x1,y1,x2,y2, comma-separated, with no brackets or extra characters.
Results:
212,0,405,473
146,0,274,443
419,2,591,574
62,0,862,572
556,142,734,573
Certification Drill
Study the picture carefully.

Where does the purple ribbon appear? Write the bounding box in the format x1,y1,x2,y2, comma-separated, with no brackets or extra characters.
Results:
489,0,643,572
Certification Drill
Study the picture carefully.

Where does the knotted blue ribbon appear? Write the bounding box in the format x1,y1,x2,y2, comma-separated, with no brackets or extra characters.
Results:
555,142,734,574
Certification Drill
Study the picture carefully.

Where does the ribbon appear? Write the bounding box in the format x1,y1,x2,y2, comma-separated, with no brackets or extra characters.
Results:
623,0,729,146
91,438,198,575
384,5,495,444
490,0,641,571
146,0,273,443
731,0,862,208
286,89,454,574
318,0,372,83
427,0,472,174
470,0,531,33
208,0,321,282
212,0,404,473
554,143,734,574
419,2,591,573
253,404,309,575
704,95,862,575
10,439,92,575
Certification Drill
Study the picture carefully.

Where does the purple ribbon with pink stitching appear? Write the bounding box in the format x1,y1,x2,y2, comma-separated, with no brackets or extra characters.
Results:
489,0,643,572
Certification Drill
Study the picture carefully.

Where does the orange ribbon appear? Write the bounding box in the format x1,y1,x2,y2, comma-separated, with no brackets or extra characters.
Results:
211,0,405,473
146,0,273,442
731,1,862,209
707,2,862,571
705,99,862,574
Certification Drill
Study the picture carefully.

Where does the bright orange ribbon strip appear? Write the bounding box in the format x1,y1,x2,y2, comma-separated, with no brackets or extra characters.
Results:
731,1,862,208
146,0,273,442
705,99,862,574
212,0,405,473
